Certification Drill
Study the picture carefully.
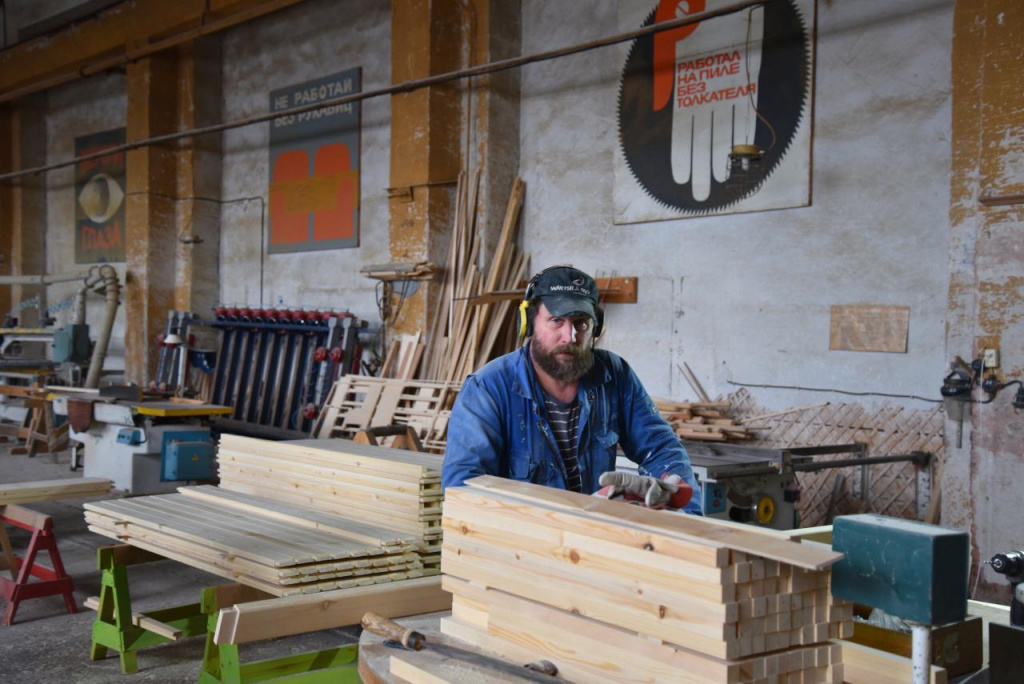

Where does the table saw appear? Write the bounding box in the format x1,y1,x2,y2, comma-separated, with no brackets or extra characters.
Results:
51,395,233,494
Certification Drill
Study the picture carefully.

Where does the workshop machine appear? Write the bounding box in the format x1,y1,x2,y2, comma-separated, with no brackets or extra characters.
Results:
617,441,931,530
52,394,232,494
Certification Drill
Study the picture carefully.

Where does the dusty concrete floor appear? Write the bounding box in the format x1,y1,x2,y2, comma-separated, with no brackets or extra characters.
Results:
0,445,358,683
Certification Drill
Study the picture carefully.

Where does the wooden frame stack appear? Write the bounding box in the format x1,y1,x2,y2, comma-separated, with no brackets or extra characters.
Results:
438,477,853,683
217,435,444,570
313,375,458,452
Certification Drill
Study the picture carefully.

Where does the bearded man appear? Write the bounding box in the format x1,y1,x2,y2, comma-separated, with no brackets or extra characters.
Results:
441,266,702,515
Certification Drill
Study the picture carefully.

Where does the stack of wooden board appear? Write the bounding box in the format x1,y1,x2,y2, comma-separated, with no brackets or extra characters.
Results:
217,434,444,570
0,477,112,504
655,398,758,442
85,488,424,596
435,476,853,683
313,375,458,452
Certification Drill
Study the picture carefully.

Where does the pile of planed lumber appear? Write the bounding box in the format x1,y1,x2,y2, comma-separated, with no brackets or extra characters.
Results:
313,375,459,452
217,434,443,570
84,487,424,597
436,476,853,683
655,397,757,442
0,477,111,505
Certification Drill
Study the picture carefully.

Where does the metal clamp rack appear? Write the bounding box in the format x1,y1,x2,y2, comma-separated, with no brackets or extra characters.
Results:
205,307,365,436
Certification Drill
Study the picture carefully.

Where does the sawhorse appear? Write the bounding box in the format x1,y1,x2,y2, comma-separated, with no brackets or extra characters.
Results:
89,545,207,674
198,585,359,683
0,504,77,625
90,544,361,681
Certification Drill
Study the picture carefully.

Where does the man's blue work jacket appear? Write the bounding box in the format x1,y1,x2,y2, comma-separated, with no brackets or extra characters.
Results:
442,346,703,515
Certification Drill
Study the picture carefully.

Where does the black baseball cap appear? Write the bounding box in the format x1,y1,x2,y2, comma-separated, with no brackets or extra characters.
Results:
531,267,599,320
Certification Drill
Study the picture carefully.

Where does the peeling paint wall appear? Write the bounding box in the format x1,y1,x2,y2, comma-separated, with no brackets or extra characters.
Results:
219,0,391,324
946,0,1024,602
519,0,954,408
45,72,127,374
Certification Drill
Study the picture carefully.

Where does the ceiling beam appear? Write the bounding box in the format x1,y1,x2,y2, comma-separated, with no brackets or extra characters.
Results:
0,0,305,104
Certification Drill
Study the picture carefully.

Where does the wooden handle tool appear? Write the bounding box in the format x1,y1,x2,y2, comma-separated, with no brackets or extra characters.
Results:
361,611,426,651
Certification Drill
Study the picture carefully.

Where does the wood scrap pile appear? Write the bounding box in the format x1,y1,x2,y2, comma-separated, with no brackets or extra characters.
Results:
655,397,757,442
84,488,424,597
436,477,853,683
217,435,443,571
0,477,111,505
313,375,459,452
419,172,529,384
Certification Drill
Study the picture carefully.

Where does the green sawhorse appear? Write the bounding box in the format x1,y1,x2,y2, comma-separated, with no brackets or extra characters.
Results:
198,583,360,683
89,545,208,674
90,544,361,682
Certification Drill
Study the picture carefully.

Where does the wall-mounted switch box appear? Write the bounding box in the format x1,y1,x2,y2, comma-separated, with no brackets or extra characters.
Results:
983,348,1000,368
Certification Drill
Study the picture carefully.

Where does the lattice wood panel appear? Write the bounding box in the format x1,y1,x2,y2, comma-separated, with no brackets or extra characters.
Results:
726,389,944,527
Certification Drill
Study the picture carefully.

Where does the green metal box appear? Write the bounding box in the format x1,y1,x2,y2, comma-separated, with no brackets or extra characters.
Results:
831,514,969,625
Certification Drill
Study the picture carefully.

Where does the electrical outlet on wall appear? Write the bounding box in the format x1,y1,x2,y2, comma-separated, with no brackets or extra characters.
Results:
983,348,1000,368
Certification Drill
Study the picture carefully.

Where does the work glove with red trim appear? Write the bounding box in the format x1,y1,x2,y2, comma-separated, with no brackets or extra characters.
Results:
593,471,693,510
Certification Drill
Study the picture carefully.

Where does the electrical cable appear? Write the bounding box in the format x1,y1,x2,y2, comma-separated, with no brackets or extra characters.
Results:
125,191,267,305
727,380,942,404
743,6,777,152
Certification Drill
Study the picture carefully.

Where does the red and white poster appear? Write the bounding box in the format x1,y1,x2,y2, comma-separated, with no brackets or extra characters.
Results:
74,127,126,263
615,0,815,222
268,68,361,253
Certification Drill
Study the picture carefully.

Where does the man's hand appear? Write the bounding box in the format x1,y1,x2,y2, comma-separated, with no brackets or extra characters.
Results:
595,471,693,510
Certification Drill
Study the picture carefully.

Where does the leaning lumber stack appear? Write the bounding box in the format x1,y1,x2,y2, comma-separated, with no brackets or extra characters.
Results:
84,488,423,597
0,477,112,505
420,171,530,384
437,476,853,683
217,434,443,570
655,397,757,442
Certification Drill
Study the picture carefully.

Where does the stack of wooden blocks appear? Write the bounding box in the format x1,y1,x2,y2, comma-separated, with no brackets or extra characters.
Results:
217,435,443,572
655,398,757,442
436,477,853,683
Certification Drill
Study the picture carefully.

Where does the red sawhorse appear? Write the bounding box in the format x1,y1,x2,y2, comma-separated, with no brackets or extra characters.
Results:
0,504,78,625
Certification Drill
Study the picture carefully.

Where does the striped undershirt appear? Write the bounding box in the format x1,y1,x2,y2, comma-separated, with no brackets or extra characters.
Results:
543,394,583,493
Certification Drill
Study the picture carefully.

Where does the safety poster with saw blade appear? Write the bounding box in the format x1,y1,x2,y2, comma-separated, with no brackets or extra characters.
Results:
268,67,361,253
615,0,815,222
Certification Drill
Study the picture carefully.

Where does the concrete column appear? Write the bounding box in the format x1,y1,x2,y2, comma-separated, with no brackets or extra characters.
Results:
470,0,522,274
389,0,465,336
0,95,48,328
172,37,223,319
946,0,1024,602
124,52,180,385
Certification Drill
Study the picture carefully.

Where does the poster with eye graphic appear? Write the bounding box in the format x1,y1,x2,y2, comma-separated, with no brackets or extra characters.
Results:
75,127,126,263
615,0,814,222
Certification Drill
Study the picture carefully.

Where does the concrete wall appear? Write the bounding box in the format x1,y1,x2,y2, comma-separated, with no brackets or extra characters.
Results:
45,72,127,374
219,0,392,323
519,0,954,408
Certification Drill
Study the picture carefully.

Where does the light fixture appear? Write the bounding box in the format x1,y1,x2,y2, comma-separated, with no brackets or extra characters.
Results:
725,143,765,195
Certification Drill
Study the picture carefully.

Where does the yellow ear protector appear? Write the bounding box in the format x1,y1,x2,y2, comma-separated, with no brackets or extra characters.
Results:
517,268,605,341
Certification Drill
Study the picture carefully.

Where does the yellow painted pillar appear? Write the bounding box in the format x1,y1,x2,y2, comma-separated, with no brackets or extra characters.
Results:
124,52,180,385
0,96,48,327
389,0,465,336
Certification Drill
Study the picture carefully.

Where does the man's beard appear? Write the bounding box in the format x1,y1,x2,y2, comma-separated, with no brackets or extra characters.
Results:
531,338,594,383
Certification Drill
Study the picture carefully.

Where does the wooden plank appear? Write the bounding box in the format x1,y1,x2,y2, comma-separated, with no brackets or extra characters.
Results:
0,477,112,505
838,639,945,684
214,576,450,644
83,596,183,640
462,476,843,570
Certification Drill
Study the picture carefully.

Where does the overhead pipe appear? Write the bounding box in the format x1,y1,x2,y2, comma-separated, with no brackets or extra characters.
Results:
84,265,120,389
0,0,762,183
